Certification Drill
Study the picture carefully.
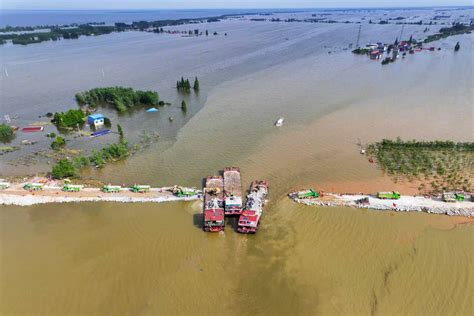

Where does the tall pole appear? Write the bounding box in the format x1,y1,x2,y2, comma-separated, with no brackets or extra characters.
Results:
399,25,405,42
356,24,362,48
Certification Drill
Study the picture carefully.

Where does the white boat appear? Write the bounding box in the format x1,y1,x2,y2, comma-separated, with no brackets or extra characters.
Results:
275,118,284,127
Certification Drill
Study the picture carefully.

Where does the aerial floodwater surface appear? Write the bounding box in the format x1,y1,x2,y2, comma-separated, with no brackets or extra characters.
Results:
0,7,473,315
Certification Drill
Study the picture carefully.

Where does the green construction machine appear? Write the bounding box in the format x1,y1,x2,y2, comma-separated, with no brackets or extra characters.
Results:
63,184,83,192
131,185,151,193
297,189,320,199
172,185,198,197
102,185,121,193
0,181,10,190
377,191,401,200
442,192,464,202
23,183,44,191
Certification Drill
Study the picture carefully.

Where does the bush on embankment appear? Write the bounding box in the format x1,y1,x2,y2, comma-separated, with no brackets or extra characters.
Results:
51,140,130,179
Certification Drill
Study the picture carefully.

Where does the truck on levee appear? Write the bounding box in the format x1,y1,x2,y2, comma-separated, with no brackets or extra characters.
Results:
377,191,401,200
442,192,464,202
131,185,151,193
237,180,269,234
223,167,243,215
102,185,121,193
203,176,225,232
23,183,44,191
172,185,198,198
63,184,84,192
0,181,11,190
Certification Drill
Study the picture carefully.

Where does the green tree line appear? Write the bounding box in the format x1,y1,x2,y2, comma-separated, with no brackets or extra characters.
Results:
177,77,200,92
367,138,473,193
51,109,87,129
75,87,159,112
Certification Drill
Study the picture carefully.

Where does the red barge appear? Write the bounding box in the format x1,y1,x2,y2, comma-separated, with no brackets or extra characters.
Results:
237,180,269,234
203,176,225,232
223,167,243,215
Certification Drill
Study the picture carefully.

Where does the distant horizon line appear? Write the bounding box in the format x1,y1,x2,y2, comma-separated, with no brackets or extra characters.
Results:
2,5,473,11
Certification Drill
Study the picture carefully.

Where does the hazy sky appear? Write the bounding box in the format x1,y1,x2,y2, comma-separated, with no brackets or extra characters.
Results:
2,0,472,10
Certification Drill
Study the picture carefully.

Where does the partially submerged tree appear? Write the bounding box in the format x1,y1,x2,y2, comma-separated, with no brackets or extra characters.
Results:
117,124,125,143
52,159,78,179
177,77,192,92
0,124,14,143
193,77,200,91
51,136,66,150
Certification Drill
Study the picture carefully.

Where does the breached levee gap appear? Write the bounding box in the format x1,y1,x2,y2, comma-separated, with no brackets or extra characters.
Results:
289,191,474,217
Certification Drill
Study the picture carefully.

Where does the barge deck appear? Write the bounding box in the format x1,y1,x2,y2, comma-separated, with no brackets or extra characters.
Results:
223,167,243,215
203,176,225,232
237,180,269,234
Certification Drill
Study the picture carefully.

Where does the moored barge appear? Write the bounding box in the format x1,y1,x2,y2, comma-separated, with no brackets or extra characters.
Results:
223,167,243,215
203,176,225,232
237,180,269,234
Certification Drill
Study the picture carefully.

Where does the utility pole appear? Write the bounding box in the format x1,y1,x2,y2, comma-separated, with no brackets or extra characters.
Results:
356,24,362,48
399,25,405,42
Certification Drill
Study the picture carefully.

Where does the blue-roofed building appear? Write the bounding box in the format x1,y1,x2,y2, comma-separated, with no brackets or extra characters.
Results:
87,114,105,127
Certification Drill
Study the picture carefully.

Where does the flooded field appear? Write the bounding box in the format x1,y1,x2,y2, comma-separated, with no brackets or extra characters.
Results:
1,8,473,315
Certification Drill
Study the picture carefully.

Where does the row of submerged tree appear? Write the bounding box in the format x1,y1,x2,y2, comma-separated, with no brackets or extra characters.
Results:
75,87,160,112
177,77,200,92
152,28,222,36
0,24,116,45
0,14,226,45
366,138,473,193
51,125,129,178
423,22,473,44
176,77,200,113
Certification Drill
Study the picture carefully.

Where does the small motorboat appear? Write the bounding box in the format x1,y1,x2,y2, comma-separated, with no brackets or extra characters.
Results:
275,118,284,127
22,126,44,132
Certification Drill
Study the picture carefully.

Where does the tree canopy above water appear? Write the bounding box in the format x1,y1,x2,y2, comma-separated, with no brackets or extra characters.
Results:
75,87,159,112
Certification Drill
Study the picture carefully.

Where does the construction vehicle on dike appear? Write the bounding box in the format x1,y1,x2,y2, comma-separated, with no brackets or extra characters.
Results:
102,185,121,193
377,191,401,200
23,183,44,191
62,184,84,192
172,185,198,197
442,192,465,202
296,189,320,199
131,185,151,193
237,180,269,234
203,176,225,232
223,167,243,215
0,181,11,190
